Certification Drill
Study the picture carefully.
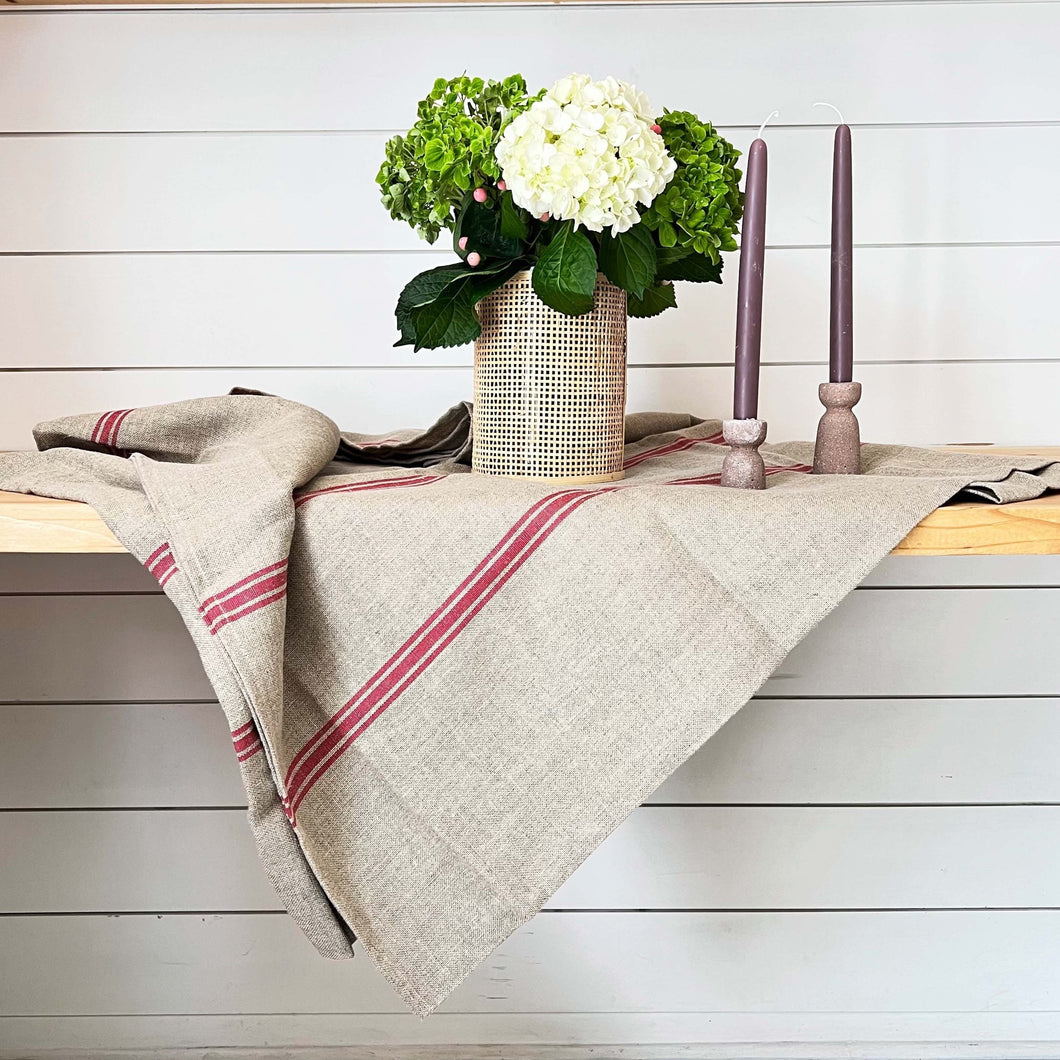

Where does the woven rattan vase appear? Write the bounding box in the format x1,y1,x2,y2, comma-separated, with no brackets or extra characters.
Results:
473,271,628,483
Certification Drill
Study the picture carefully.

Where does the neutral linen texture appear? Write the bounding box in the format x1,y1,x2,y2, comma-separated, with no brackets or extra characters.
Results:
2,392,1058,1015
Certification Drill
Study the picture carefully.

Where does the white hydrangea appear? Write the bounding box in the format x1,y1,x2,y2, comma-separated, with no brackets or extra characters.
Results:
495,74,676,234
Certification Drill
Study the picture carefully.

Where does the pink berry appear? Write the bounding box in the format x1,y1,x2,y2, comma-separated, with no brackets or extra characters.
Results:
540,212,550,222
467,252,481,267
473,187,488,203
497,180,507,192
651,123,662,134
458,236,468,250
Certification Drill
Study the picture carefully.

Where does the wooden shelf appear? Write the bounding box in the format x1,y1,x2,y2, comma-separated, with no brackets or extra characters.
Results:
892,494,1060,556
2,447,1058,556
0,492,125,554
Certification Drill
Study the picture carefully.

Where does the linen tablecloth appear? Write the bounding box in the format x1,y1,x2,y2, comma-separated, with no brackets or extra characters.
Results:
2,392,1058,1014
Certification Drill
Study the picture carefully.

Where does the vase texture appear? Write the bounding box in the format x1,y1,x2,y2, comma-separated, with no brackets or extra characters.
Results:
472,271,628,483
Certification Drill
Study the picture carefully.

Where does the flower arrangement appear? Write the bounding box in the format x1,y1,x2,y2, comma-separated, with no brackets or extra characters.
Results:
378,73,743,350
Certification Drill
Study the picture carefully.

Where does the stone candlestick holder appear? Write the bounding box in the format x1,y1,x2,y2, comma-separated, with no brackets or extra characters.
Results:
813,381,862,475
720,418,767,489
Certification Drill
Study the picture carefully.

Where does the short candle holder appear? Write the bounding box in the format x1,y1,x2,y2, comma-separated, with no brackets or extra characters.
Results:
813,381,862,475
720,418,767,489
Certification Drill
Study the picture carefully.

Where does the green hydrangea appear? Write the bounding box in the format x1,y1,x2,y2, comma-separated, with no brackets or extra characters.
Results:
640,110,743,263
376,74,542,244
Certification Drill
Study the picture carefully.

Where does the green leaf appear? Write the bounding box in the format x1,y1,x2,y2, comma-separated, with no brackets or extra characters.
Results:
657,220,678,248
423,139,447,172
498,191,531,242
455,197,524,261
532,223,598,316
656,251,724,284
596,224,657,299
405,279,483,350
654,245,692,271
395,263,470,342
403,260,525,350
627,282,678,319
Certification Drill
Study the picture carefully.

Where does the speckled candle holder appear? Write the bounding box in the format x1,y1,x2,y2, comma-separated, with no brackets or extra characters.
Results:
813,381,862,475
720,418,767,489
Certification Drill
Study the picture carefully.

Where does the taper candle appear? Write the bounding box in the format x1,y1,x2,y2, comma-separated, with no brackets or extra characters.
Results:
828,118,853,383
732,113,773,420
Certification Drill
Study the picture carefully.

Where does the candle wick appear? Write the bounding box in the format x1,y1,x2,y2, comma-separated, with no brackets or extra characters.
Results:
813,101,845,125
756,110,779,140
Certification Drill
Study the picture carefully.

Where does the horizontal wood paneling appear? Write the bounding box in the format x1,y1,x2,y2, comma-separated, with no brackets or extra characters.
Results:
4,910,1060,1015
4,362,1060,451
772,586,1060,697
0,809,275,912
0,4,1055,131
650,696,1060,805
4,805,1060,913
0,553,159,591
3,125,1058,252
0,594,214,701
9,1013,1060,1060
0,703,239,807
5,697,1060,809
4,244,1057,370
860,554,1060,588
1,587,1057,703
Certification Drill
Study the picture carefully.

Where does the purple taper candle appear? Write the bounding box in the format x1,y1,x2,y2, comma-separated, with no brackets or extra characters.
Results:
829,122,853,382
733,133,769,420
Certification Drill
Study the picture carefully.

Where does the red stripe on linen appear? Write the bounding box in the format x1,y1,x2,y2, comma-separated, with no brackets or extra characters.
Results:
201,568,288,629
294,473,440,509
144,542,179,587
105,408,134,448
283,488,615,824
208,584,288,635
198,560,288,635
144,542,170,568
91,409,134,448
232,721,263,761
236,738,263,762
152,554,178,586
233,728,262,755
623,430,725,470
90,410,121,445
198,560,288,613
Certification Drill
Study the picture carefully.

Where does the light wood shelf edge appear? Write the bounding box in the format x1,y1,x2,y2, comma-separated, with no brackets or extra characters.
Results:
2,447,1059,556
892,495,1060,557
0,494,125,553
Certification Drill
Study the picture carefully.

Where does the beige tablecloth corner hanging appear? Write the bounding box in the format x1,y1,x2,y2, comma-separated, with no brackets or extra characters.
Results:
1,392,1058,1015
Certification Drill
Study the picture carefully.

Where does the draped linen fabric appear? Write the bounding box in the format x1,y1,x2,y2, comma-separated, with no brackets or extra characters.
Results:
2,392,1057,1015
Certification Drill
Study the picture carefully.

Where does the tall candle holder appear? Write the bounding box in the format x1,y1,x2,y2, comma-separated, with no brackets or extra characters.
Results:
812,382,861,474
720,418,767,489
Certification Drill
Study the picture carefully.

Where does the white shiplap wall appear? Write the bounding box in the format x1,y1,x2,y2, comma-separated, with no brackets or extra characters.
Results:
1,1,1060,445
3,3,1060,1058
